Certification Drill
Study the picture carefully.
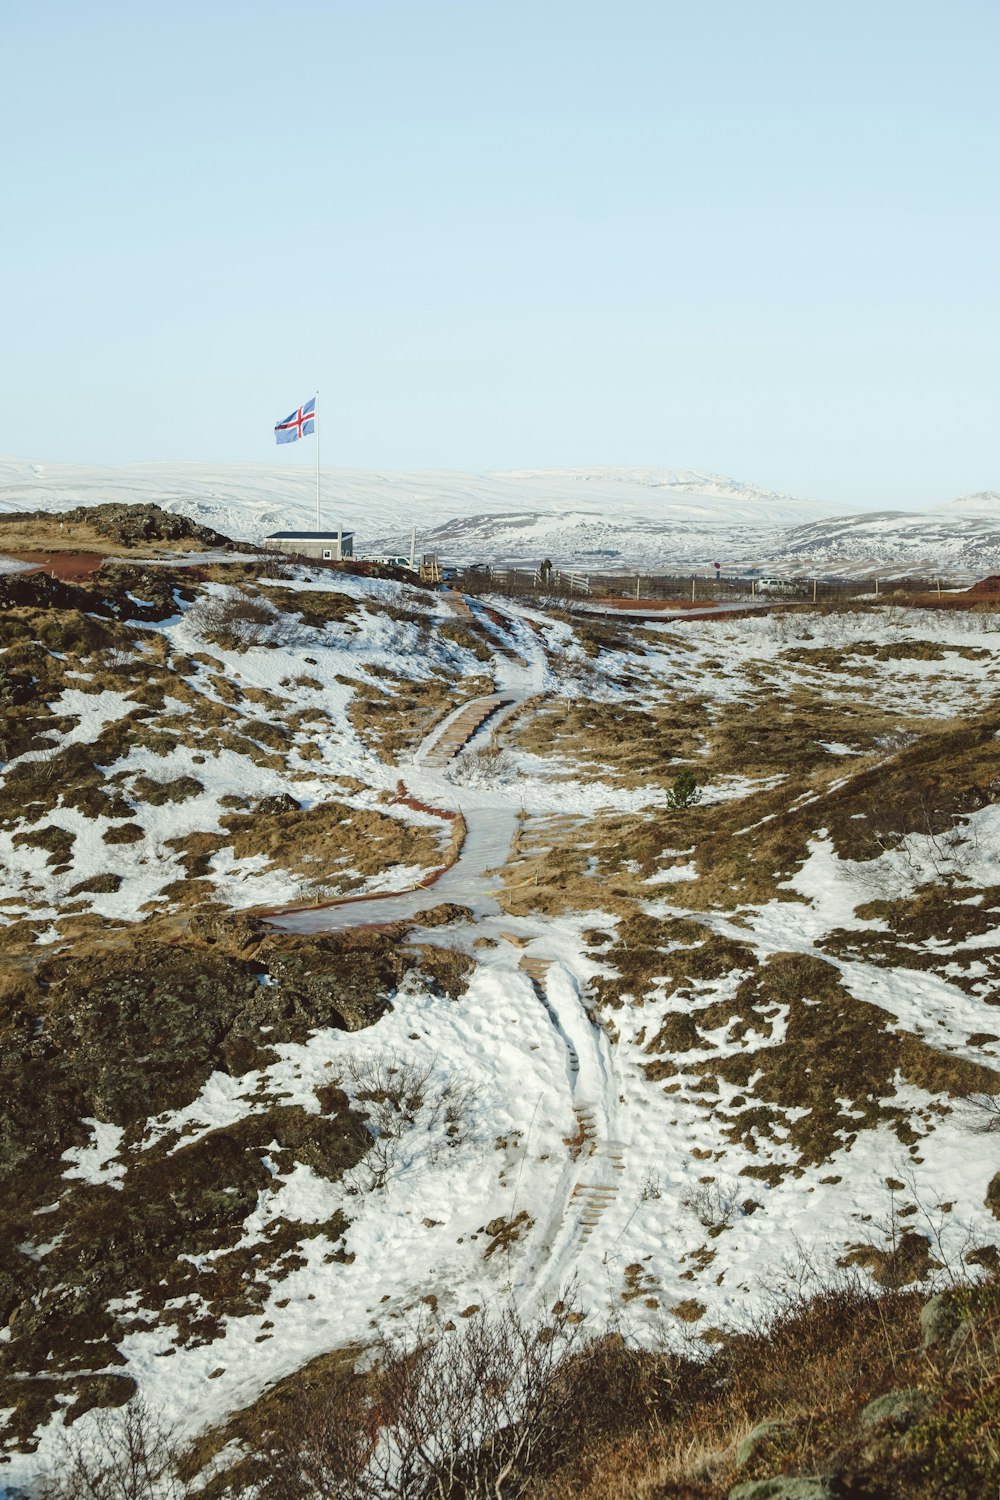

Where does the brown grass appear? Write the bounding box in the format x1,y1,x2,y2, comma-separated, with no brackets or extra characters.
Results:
221,798,447,894
0,515,211,555
669,952,1000,1171
527,1276,1000,1500
348,670,493,764
512,698,706,787
170,1273,1000,1499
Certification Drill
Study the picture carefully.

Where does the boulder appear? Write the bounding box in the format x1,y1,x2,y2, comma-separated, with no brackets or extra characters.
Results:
919,1291,963,1349
985,1171,1000,1220
252,792,301,816
735,1420,789,1469
729,1480,834,1500
860,1388,929,1430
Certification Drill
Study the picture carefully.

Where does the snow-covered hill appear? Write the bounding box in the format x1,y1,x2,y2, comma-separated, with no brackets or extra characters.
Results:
407,490,1000,577
779,494,1000,578
0,458,996,577
0,459,833,533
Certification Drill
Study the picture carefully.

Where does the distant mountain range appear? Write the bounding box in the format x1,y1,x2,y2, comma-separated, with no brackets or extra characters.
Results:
0,459,996,579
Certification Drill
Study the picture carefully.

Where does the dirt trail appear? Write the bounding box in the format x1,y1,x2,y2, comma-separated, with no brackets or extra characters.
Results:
270,591,542,931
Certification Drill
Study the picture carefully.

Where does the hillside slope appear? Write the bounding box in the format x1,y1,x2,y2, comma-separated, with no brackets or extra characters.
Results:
0,532,998,1495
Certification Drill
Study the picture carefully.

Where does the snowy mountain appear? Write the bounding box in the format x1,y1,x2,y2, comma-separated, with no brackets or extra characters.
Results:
0,458,996,577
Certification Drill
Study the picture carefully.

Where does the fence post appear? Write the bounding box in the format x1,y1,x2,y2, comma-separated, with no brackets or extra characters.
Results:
812,579,817,604
691,577,695,602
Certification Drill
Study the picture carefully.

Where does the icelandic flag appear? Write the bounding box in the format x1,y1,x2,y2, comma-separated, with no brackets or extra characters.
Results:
275,397,316,445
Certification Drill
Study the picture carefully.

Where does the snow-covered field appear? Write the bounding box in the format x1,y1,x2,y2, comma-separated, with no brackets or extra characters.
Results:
2,455,996,577
2,568,999,1492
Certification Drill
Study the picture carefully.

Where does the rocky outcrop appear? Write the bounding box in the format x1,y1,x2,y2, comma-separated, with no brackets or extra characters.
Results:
3,502,234,549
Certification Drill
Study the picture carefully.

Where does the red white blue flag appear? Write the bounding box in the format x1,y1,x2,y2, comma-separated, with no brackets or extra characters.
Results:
275,397,316,445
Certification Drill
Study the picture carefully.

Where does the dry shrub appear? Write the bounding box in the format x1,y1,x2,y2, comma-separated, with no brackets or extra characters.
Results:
188,590,285,650
259,585,357,627
38,1398,190,1499
248,1303,594,1499
449,742,518,789
342,1051,479,1193
29,1275,1000,1499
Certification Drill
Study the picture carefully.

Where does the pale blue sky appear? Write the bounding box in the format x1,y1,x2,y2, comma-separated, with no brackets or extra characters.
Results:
2,1,997,506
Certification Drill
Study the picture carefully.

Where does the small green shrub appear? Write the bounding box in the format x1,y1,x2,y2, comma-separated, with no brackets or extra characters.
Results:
665,768,702,809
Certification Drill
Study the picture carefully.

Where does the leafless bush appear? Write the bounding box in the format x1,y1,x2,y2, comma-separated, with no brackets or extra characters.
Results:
187,589,284,650
38,1398,190,1500
14,745,64,790
342,1052,479,1193
251,1302,588,1500
545,648,604,695
871,728,920,757
854,787,977,896
682,1181,740,1236
95,641,152,678
963,1091,1000,1134
447,741,518,789
641,1170,663,1202
763,610,796,644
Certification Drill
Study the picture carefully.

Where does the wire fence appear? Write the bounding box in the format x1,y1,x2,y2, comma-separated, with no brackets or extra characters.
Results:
454,566,956,608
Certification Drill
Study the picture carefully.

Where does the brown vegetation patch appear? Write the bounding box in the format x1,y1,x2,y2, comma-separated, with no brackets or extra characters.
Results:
677,953,1000,1170
221,798,446,894
0,1099,363,1449
0,918,473,1450
554,609,646,658
840,1229,937,1288
823,883,1000,1002
11,823,76,866
511,697,705,785
505,701,1000,925
436,616,496,661
254,585,357,628
518,1278,1000,1500
102,820,144,845
781,638,991,671
348,671,492,764
0,503,230,553
172,1275,1000,1500
130,772,204,805
592,913,757,1015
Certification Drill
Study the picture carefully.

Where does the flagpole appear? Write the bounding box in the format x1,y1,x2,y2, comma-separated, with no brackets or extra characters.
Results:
314,390,320,531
